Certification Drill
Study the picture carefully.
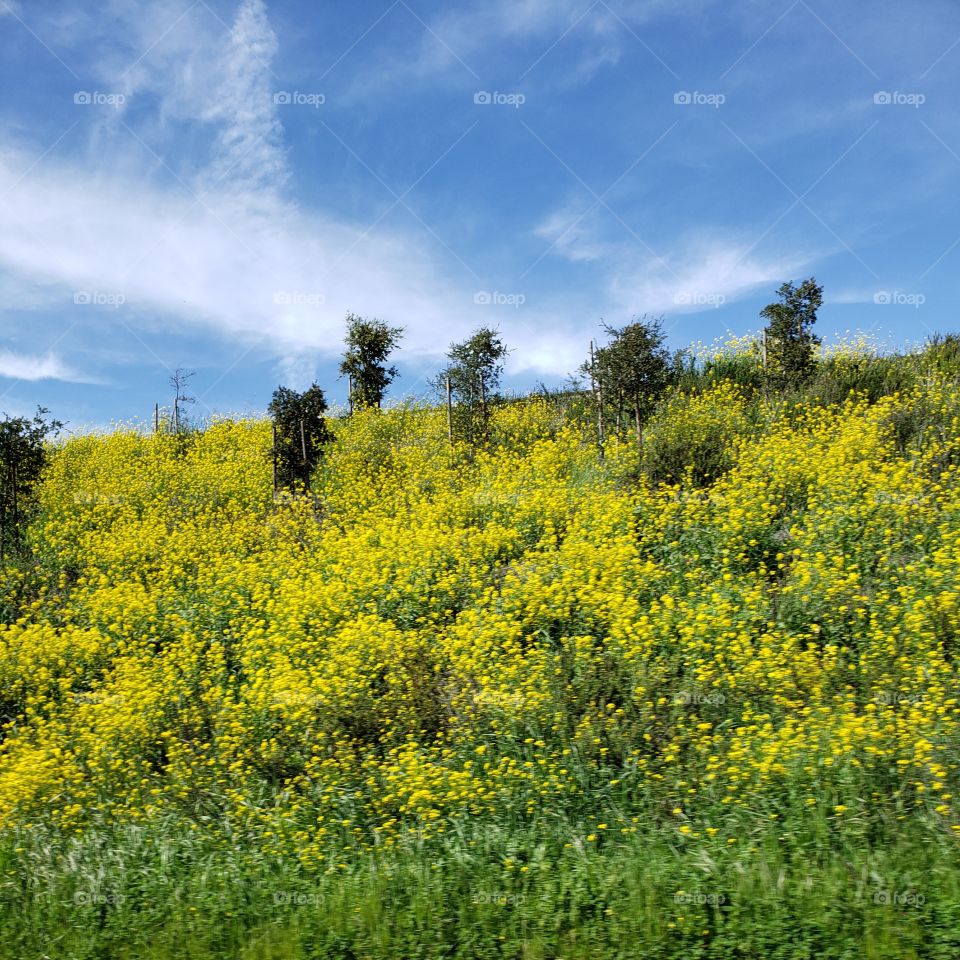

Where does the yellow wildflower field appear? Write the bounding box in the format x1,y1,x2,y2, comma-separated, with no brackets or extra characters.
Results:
2,380,959,857
2,369,960,956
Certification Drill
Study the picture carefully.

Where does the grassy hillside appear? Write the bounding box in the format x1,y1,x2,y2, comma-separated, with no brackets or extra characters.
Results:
2,339,960,958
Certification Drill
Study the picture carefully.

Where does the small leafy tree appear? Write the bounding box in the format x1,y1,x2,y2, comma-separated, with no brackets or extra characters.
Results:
0,407,63,562
583,317,670,440
339,314,404,410
268,384,331,490
761,278,823,385
441,327,508,444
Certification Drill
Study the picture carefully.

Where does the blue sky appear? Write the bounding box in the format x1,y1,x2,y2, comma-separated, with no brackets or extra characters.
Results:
1,0,959,427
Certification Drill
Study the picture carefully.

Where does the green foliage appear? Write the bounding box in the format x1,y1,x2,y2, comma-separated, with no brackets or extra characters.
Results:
339,313,403,410
268,384,332,490
761,278,823,385
640,384,754,488
0,407,62,563
584,317,671,437
925,333,960,377
3,811,958,959
441,327,508,445
804,353,917,407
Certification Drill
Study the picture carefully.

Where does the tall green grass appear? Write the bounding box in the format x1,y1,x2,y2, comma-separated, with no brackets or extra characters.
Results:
4,805,959,960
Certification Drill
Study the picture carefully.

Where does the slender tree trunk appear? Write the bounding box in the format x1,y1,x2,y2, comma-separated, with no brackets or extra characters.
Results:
300,418,309,490
761,330,771,404
10,461,17,536
596,380,605,456
8,460,17,558
590,340,604,457
0,470,5,564
446,377,453,444
479,373,487,443
271,422,278,495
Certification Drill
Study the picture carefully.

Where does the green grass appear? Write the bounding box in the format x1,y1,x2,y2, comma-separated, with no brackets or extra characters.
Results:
3,808,960,959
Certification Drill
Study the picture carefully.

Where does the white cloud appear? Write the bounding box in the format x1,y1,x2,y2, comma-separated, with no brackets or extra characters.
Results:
0,350,87,382
534,203,612,262
0,147,478,358
504,324,588,377
426,0,685,66
608,237,812,315
828,288,878,304
0,0,609,383
0,0,479,371
198,0,289,202
343,0,696,100
535,200,816,316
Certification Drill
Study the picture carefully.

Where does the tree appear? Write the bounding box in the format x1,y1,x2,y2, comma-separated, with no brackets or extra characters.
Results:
0,407,62,563
339,314,404,410
169,368,196,434
583,317,670,441
268,384,331,491
441,327,508,444
761,278,823,385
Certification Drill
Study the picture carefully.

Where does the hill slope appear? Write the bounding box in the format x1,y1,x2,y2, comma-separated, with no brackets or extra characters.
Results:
3,364,960,958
